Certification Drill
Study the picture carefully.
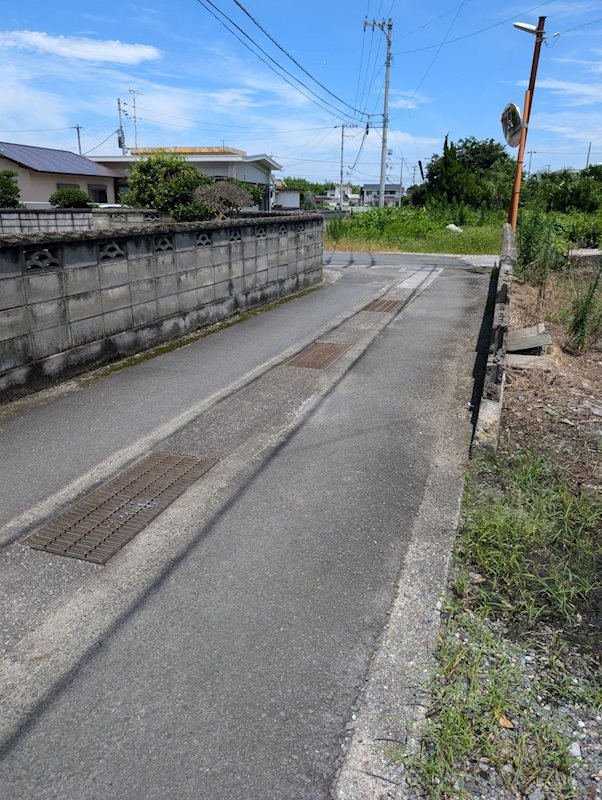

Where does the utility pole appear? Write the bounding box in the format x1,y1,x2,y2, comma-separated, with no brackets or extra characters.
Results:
336,124,357,211
412,165,417,186
339,124,345,211
398,157,404,207
364,17,393,208
526,150,535,178
586,142,592,169
128,88,142,150
72,124,82,155
508,16,546,231
117,98,127,155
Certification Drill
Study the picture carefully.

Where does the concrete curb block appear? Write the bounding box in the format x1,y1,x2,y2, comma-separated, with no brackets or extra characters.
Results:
471,223,515,457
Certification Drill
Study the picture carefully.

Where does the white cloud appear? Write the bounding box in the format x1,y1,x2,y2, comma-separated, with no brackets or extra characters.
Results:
0,65,70,137
510,0,602,20
0,30,161,64
390,90,431,111
532,77,602,106
534,110,602,144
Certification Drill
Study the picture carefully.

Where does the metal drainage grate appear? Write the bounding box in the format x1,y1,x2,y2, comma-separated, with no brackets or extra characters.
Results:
364,298,403,313
25,453,217,565
286,342,350,370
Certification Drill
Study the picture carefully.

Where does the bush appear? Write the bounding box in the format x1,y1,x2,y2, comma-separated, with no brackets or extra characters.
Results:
0,170,22,207
553,212,602,248
232,180,264,208
193,180,254,219
172,201,213,222
124,154,211,214
48,188,93,208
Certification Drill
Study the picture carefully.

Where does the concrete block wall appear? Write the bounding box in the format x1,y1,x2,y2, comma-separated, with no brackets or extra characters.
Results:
0,214,323,398
0,209,170,234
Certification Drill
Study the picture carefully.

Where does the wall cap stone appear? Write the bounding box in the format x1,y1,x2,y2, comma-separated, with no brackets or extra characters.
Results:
0,213,323,249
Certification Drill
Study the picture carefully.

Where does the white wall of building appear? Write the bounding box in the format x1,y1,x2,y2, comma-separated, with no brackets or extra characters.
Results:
0,157,116,207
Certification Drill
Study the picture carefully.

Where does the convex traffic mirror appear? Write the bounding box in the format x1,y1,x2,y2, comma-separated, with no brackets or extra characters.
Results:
501,103,523,148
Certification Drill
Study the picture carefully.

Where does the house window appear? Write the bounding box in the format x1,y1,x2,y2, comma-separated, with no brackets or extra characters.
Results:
87,184,108,204
56,183,80,190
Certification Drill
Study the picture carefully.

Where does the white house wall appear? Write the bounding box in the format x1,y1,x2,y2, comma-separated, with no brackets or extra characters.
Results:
94,158,271,186
0,158,115,207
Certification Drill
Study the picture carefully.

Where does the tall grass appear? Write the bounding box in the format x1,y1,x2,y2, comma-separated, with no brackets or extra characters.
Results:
566,262,602,351
516,211,567,287
324,205,504,254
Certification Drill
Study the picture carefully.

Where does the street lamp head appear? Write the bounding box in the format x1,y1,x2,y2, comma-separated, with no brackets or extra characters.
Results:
513,21,538,33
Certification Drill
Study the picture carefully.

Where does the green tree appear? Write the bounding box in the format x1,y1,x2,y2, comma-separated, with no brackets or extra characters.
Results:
124,154,211,213
281,177,336,196
522,169,602,214
424,136,477,205
413,136,515,210
48,188,92,208
455,136,513,172
0,169,21,207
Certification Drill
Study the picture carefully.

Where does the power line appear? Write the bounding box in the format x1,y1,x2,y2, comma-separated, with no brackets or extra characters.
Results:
134,106,334,134
390,0,466,122
348,124,371,172
84,130,118,155
363,24,386,116
192,0,365,123
232,0,369,118
555,16,602,35
353,8,369,109
393,0,554,55
0,127,72,133
396,0,481,43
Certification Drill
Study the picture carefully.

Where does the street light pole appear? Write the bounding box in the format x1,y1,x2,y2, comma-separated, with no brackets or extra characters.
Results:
508,16,546,231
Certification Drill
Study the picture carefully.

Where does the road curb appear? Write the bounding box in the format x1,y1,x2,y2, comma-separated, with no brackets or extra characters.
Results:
471,223,515,456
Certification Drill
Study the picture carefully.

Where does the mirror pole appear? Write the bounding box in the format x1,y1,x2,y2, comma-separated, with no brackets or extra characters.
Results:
508,16,546,231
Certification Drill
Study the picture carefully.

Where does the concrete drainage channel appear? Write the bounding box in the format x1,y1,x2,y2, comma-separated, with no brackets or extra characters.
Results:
0,265,443,750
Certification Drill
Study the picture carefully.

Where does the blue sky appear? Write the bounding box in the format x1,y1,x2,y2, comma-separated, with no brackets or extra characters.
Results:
2,1,602,185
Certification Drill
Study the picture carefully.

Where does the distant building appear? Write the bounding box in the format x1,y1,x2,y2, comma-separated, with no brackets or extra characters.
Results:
90,147,281,211
273,181,301,210
0,141,122,208
361,183,405,207
319,184,361,209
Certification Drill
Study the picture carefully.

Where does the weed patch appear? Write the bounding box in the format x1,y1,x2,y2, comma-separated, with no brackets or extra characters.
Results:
399,451,602,799
323,206,503,254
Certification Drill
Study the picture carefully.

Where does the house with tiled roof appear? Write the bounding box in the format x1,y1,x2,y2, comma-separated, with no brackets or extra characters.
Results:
0,142,123,207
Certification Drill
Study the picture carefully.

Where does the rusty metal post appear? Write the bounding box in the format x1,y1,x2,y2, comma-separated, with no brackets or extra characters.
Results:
508,16,546,231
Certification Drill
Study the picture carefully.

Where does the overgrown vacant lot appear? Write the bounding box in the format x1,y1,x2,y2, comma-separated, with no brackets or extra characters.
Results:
324,205,602,258
324,206,504,254
396,266,601,799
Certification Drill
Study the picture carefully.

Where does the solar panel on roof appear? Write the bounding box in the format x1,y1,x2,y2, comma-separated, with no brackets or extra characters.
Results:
0,142,121,177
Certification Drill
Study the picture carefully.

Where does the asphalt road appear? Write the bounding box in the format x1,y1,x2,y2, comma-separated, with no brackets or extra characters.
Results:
0,253,490,799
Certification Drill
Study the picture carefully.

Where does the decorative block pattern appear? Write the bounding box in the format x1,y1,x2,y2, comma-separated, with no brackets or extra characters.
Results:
24,248,61,271
0,216,323,395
